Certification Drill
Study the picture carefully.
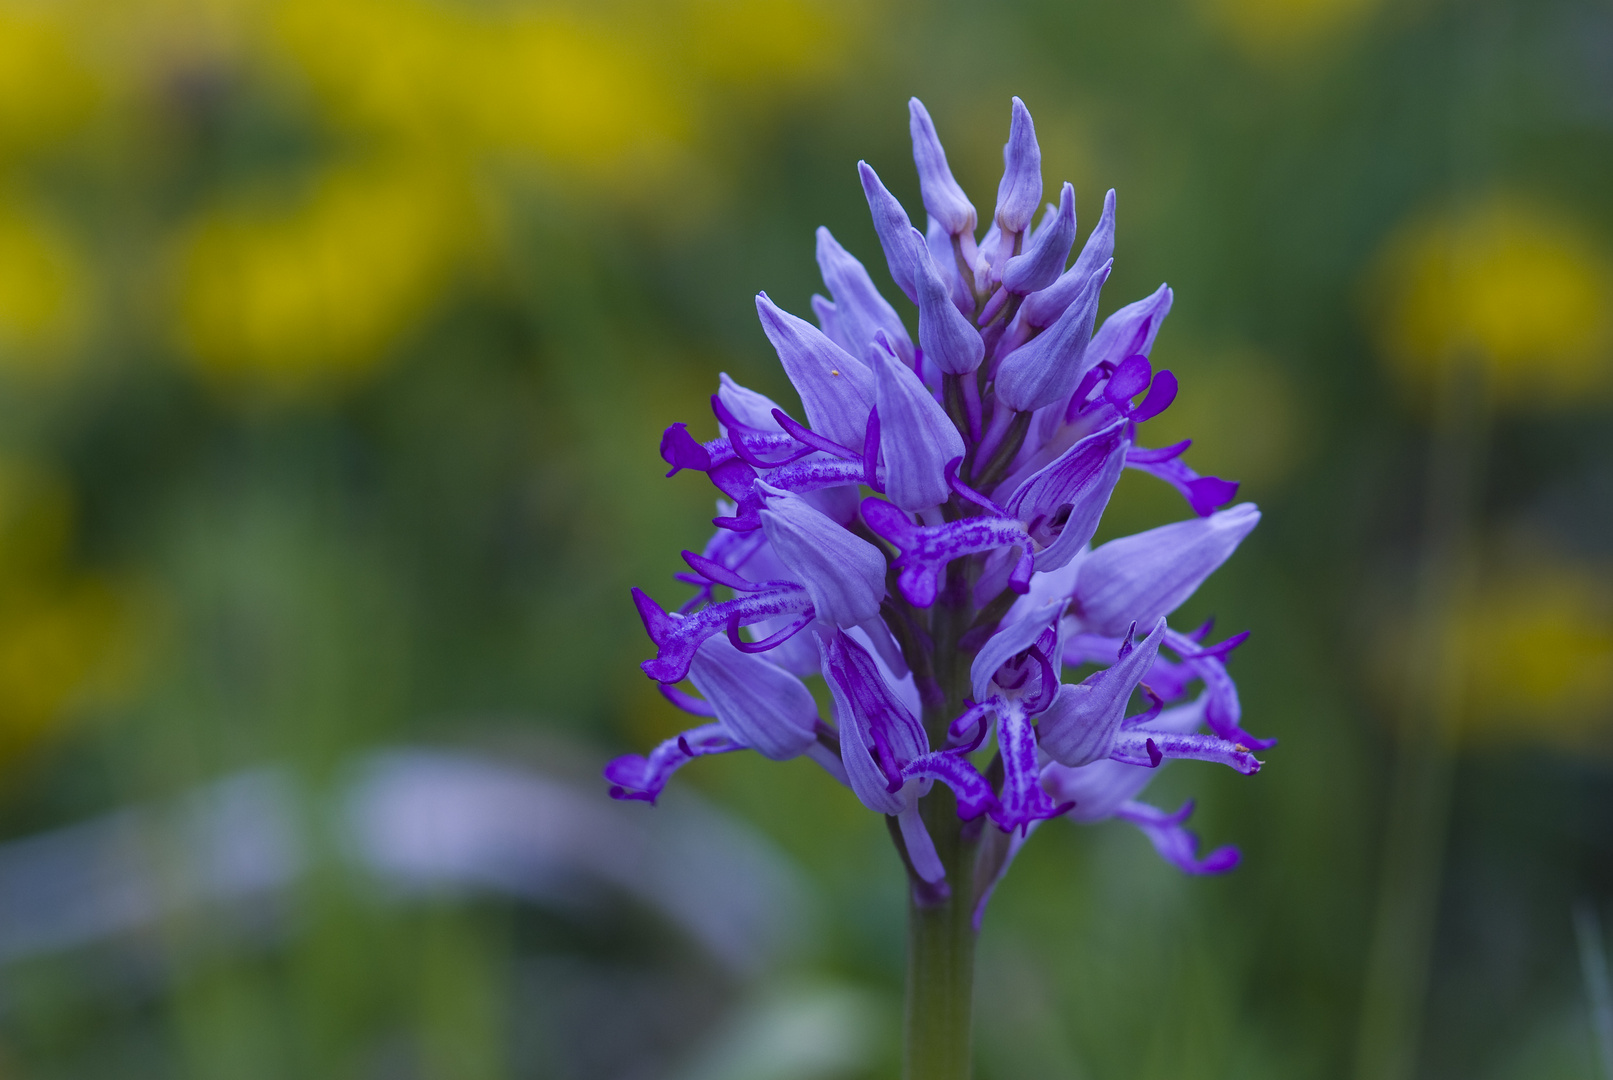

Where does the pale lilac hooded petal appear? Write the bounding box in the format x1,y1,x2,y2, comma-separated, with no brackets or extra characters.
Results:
1002,182,1075,296
717,372,786,433
1038,618,1167,766
910,228,986,375
810,294,851,354
818,630,931,815
858,161,921,303
994,261,1111,412
758,484,887,627
870,338,965,511
969,587,1069,704
1002,419,1128,571
686,635,819,761
816,226,915,361
909,98,976,236
927,215,974,315
994,97,1042,234
1038,695,1208,821
1018,188,1116,330
755,292,876,449
1087,283,1173,371
1074,503,1261,637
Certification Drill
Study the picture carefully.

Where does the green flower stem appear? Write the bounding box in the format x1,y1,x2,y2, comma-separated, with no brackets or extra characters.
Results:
901,587,980,1080
903,788,978,1080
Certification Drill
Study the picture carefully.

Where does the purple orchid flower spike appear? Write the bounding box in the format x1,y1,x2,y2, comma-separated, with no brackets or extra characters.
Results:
612,99,1269,1020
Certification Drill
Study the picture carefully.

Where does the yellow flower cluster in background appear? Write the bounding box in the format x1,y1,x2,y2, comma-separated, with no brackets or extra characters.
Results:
0,0,864,395
1372,197,1613,408
1195,0,1385,62
1446,563,1613,748
0,460,138,762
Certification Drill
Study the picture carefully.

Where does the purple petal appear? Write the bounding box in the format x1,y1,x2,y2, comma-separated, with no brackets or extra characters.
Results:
991,699,1072,833
909,98,976,236
686,635,818,761
1038,696,1209,821
1131,370,1178,422
1087,283,1172,372
1073,503,1261,637
1105,355,1153,403
819,630,931,815
635,585,814,683
910,228,985,375
871,341,965,511
897,805,947,885
861,498,1029,607
1002,182,1075,296
758,485,887,628
717,372,787,433
1038,618,1167,766
1019,188,1116,330
1002,419,1129,571
1125,446,1239,517
1114,799,1241,874
993,97,1042,234
995,261,1111,413
1108,729,1263,774
902,751,998,821
817,226,914,363
858,161,920,303
755,293,876,450
603,722,742,803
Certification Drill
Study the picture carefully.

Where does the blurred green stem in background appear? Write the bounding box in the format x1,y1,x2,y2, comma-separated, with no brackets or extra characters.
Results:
1353,353,1488,1080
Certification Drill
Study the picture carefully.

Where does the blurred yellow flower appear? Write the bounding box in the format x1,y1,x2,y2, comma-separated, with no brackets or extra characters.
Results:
0,460,140,762
1444,563,1613,748
0,196,87,373
1372,198,1613,407
175,165,471,391
1195,0,1385,61
0,5,100,156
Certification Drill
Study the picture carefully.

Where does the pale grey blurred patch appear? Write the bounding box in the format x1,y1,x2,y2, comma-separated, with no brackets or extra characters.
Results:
665,980,887,1080
0,746,815,979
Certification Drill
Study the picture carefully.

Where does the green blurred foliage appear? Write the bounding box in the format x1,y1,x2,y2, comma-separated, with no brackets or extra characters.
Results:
0,0,1611,1077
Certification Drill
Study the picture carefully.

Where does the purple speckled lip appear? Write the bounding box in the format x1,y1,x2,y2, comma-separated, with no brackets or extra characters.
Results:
605,94,1268,914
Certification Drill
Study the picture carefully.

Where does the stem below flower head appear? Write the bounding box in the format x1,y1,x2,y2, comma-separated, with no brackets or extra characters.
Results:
901,615,981,1080
904,786,978,1080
